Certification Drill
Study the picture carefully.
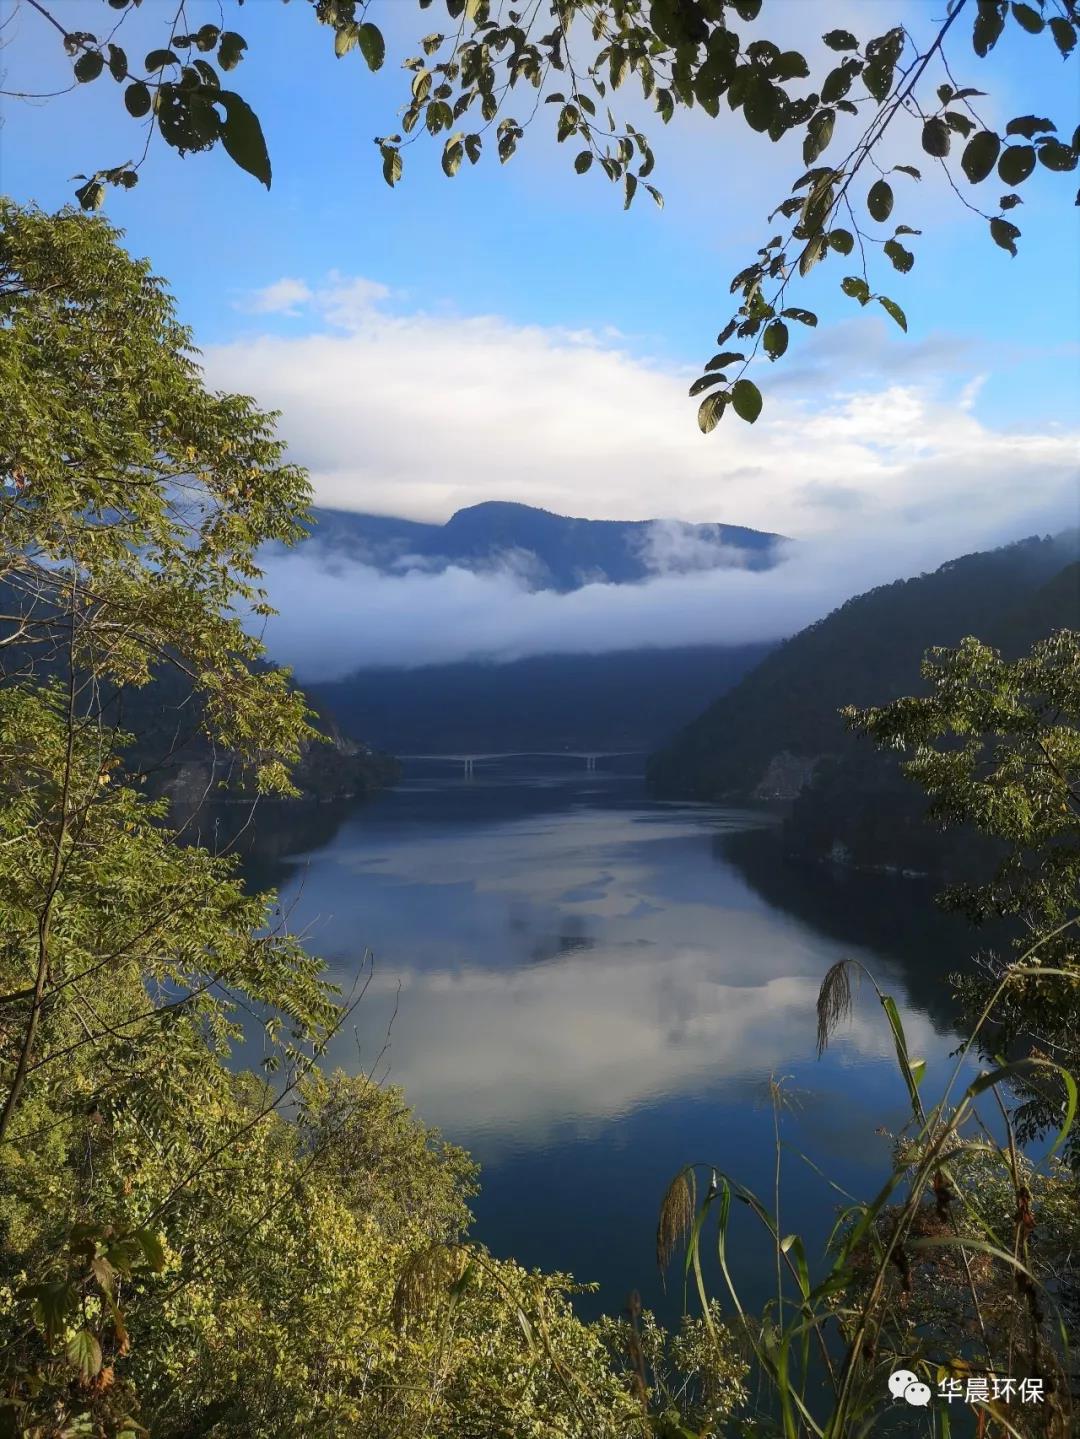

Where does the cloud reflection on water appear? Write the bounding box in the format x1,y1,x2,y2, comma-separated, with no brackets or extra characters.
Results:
297,795,948,1148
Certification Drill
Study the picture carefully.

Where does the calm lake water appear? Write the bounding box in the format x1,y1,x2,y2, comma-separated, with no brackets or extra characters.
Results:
229,759,978,1325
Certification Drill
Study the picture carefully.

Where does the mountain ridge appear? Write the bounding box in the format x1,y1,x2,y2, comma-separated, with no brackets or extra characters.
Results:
300,500,784,592
646,531,1079,879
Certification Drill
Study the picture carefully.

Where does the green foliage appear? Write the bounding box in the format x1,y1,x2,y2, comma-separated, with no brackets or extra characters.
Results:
11,0,1078,429
657,971,1078,1437
596,1300,748,1435
1,203,749,1438
0,201,317,794
848,629,1080,1161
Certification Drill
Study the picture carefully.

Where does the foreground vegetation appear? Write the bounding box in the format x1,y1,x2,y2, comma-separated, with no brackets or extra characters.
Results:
2,203,1077,1435
0,202,749,1438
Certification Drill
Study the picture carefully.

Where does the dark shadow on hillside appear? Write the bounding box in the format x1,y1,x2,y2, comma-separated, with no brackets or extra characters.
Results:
717,825,1012,1038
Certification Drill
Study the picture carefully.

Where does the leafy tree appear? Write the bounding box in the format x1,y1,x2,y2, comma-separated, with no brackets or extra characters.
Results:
848,629,1080,1155
8,0,1078,428
0,198,325,1149
0,200,753,1437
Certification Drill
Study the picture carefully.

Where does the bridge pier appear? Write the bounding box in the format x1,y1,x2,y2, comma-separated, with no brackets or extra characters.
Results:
462,757,475,778
585,754,596,771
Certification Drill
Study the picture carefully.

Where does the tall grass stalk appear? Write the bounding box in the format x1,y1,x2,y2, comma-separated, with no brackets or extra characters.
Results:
655,939,1079,1438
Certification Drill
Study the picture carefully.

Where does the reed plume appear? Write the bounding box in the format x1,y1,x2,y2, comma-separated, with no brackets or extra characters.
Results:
656,1169,696,1278
816,959,858,1056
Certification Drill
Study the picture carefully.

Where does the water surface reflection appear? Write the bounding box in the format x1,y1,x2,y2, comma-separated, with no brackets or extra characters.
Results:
234,767,976,1319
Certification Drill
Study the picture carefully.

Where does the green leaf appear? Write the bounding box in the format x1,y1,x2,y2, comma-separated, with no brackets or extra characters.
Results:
998,144,1036,185
828,228,854,255
74,50,105,83
705,351,746,371
107,44,127,81
218,31,247,71
731,378,762,424
381,145,403,187
358,23,385,72
798,233,826,276
90,1256,116,1294
772,51,810,81
1006,115,1056,138
945,110,975,138
863,32,902,104
145,49,179,70
697,391,728,433
841,274,870,303
803,108,834,164
216,91,271,188
66,1329,103,1379
22,1280,78,1343
961,129,1000,183
866,178,893,222
881,993,923,1117
781,307,818,327
125,81,152,117
574,150,592,174
821,61,859,104
134,1228,166,1273
1011,2,1044,34
75,179,106,211
1037,139,1078,172
973,1,1006,56
1049,17,1077,56
822,30,858,51
883,238,914,272
966,1058,1076,1160
441,137,464,177
921,116,950,157
334,23,359,57
990,216,1021,255
689,373,727,397
763,319,788,360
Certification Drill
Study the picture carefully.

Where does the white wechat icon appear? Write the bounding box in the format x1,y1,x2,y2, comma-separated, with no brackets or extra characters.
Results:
888,1369,931,1406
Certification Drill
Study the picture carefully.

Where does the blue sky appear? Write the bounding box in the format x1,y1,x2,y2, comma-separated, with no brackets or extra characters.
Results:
2,0,1077,582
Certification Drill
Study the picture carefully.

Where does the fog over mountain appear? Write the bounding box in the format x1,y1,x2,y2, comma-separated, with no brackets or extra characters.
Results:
300,501,781,591
258,500,1076,684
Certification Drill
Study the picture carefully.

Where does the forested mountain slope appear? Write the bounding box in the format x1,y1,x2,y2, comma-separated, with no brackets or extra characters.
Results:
647,534,1079,806
0,578,396,809
309,642,772,754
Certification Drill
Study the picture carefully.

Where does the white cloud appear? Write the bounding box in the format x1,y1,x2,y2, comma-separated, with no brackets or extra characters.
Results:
209,276,1078,537
237,277,313,316
209,275,1078,676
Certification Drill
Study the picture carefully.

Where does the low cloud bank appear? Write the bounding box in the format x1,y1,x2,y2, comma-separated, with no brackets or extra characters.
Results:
259,509,1071,681
211,272,1077,679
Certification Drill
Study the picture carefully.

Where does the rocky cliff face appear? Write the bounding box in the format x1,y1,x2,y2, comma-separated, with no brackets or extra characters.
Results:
751,751,825,802
292,718,401,802
155,731,400,815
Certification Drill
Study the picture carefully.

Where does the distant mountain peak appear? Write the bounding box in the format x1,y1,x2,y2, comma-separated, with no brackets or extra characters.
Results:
301,501,783,592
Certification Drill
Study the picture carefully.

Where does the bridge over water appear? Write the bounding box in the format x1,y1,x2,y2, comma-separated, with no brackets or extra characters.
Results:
397,750,645,777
